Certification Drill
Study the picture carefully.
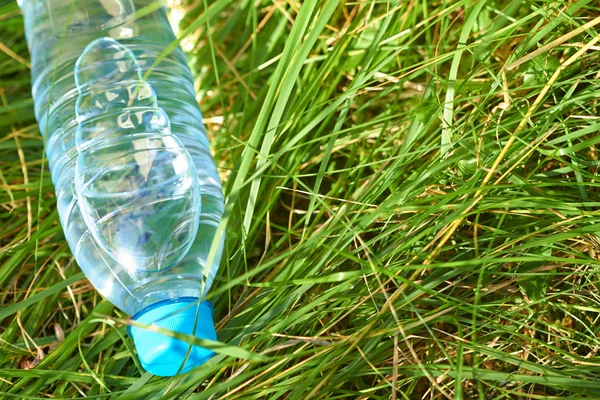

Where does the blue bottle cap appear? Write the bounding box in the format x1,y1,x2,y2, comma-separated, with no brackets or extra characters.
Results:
129,299,216,376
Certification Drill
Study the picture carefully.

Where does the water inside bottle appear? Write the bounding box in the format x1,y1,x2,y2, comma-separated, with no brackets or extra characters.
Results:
74,37,201,273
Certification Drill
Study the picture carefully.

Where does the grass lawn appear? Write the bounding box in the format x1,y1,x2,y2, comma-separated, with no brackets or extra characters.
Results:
3,0,600,398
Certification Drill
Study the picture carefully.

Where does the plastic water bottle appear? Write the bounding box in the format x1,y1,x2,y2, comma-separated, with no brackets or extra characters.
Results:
19,0,224,376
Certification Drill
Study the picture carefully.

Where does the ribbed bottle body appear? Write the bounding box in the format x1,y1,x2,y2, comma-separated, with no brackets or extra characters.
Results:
21,0,223,315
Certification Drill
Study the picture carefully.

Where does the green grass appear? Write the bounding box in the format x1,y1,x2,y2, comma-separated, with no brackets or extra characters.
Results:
3,0,600,398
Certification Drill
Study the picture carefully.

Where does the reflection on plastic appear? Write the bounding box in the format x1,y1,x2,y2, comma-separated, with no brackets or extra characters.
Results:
48,0,134,36
74,37,201,273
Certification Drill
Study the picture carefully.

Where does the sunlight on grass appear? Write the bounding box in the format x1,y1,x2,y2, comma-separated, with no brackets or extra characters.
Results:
3,0,600,398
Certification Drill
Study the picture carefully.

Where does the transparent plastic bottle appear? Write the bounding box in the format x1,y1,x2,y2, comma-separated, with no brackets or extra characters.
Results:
19,0,224,376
